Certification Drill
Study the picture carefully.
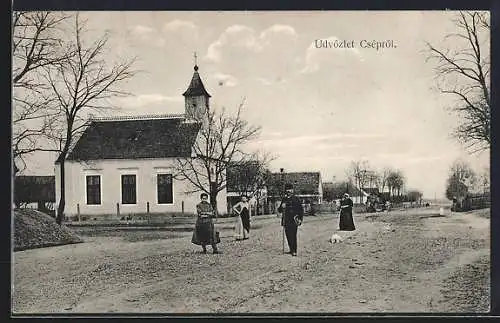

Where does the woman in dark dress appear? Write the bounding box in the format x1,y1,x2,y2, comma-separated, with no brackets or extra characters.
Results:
191,193,221,254
339,193,356,231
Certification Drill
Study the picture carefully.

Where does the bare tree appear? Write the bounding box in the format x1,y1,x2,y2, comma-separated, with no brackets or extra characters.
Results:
227,151,275,215
43,14,136,224
175,101,261,215
365,170,378,189
445,160,477,202
375,167,391,193
448,159,477,191
229,151,274,197
426,11,490,153
12,11,73,173
347,160,371,200
479,166,490,194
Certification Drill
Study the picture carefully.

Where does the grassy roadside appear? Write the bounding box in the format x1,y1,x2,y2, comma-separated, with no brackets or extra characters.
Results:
440,254,490,312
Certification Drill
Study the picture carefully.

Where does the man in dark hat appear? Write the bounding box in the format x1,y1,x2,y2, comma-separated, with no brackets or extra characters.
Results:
278,183,304,256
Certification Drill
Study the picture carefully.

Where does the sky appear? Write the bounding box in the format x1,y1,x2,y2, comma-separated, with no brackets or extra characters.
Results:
17,11,490,199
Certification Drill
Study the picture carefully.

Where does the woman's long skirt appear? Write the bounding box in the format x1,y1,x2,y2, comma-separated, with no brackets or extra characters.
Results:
192,217,220,245
240,208,251,233
234,215,244,240
339,210,356,231
234,210,250,240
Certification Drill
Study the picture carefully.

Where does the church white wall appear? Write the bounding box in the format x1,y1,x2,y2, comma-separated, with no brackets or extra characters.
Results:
54,158,227,218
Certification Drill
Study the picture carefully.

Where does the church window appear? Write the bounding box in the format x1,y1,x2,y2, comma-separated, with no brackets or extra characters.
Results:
157,174,173,204
86,175,101,205
121,174,137,204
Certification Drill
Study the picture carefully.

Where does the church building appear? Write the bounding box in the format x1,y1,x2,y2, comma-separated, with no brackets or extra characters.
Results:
54,64,228,218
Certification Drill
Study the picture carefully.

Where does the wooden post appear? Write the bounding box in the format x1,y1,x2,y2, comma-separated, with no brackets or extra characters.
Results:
147,202,150,224
116,203,120,217
77,203,80,222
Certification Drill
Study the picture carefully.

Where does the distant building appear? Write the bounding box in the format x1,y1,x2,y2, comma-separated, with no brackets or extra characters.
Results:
265,171,323,213
14,176,56,214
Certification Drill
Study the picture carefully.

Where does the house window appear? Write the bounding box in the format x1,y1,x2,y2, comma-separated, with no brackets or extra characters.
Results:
86,175,101,205
157,174,173,204
121,174,137,204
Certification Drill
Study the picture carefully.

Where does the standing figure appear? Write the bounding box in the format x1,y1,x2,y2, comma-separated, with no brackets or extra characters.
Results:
339,193,356,231
233,195,251,240
278,183,304,256
191,193,221,254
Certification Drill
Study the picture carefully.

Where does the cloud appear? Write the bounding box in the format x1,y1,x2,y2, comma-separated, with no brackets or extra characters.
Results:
259,24,298,41
300,36,364,74
205,25,263,62
205,24,297,62
211,72,239,87
128,25,156,37
249,133,384,149
119,94,184,108
255,77,273,86
163,19,198,32
128,25,166,47
254,76,288,86
373,153,446,166
321,133,385,139
162,19,199,46
128,21,199,49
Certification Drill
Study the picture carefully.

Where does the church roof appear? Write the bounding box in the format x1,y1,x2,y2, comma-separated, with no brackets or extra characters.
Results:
62,118,201,162
182,65,211,98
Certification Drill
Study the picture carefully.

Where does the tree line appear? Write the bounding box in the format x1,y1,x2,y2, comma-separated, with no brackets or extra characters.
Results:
322,160,423,205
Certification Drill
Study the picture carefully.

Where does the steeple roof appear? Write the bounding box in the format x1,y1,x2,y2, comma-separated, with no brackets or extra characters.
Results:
182,65,211,98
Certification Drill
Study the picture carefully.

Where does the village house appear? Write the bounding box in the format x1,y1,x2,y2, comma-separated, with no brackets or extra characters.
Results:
14,175,56,215
54,64,228,218
265,171,323,214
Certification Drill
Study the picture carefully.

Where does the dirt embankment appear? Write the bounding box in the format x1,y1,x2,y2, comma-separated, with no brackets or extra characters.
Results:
13,209,83,252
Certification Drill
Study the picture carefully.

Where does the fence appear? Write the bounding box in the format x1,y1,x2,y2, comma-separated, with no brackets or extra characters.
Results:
456,193,491,211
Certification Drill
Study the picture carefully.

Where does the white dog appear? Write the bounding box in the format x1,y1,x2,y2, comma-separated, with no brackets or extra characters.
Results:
329,233,343,243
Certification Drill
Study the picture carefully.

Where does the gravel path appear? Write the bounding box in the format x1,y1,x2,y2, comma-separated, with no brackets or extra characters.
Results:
12,208,490,313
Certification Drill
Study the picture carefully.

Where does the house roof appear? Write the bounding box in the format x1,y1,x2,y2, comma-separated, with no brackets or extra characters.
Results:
267,172,321,196
362,187,380,195
14,176,55,202
322,181,365,198
182,65,211,98
63,118,201,162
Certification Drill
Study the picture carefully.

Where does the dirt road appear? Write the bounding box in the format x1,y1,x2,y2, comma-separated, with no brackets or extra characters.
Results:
12,208,490,313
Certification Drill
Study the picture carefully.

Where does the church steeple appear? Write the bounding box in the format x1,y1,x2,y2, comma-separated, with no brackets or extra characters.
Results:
183,54,211,121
